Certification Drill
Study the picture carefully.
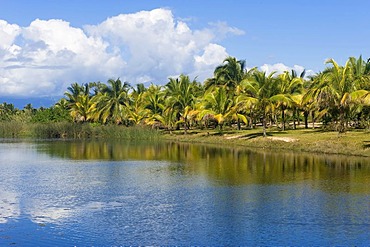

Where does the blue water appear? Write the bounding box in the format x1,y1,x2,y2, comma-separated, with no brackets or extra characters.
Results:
0,140,369,246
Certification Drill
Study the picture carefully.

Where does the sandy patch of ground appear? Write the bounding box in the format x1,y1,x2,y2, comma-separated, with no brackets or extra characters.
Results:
224,135,299,142
267,136,298,142
225,135,244,140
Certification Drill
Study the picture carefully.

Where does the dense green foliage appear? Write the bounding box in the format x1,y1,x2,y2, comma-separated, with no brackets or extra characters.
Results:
1,55,370,139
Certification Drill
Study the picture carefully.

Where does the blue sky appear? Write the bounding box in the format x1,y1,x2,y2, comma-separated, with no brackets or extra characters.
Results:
1,0,370,107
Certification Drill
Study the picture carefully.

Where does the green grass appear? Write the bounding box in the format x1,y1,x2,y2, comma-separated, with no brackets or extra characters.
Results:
162,127,370,157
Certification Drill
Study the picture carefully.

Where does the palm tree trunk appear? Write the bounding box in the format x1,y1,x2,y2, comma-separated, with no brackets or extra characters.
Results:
311,111,315,129
263,117,267,137
270,110,274,127
261,106,268,137
338,108,346,133
249,107,254,128
281,107,285,131
304,111,309,129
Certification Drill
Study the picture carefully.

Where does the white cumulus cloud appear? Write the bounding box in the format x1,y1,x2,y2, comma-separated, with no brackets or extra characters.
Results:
260,63,315,78
0,18,124,97
193,43,228,80
0,8,246,98
85,8,225,83
0,20,20,49
208,21,245,40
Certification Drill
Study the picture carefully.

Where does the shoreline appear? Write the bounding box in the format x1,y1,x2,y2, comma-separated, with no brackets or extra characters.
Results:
1,121,370,157
162,128,370,157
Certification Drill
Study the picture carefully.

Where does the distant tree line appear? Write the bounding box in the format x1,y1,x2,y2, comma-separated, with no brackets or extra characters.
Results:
1,55,370,136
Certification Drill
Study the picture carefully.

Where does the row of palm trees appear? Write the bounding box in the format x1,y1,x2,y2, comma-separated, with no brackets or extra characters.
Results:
58,55,370,136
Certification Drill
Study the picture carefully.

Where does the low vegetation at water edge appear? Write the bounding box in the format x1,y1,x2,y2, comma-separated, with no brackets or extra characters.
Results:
0,121,160,140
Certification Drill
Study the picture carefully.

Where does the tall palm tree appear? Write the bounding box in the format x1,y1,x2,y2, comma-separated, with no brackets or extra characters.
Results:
143,84,165,127
241,70,279,137
127,84,147,125
70,94,93,122
206,56,253,130
213,56,246,94
234,92,258,129
64,83,92,122
144,84,164,115
274,70,304,130
301,76,322,129
64,82,84,105
165,74,200,134
91,78,131,124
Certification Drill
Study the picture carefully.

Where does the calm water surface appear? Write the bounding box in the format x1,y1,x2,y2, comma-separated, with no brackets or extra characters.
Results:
0,139,369,246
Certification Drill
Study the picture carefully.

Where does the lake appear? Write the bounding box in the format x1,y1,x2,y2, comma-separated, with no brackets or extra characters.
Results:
0,139,369,246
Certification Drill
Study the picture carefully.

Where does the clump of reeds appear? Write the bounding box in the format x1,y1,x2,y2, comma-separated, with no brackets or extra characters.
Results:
0,120,160,140
91,125,160,140
0,121,25,137
32,122,93,139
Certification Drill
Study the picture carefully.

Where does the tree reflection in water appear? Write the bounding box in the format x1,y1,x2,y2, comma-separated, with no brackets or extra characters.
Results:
39,140,370,193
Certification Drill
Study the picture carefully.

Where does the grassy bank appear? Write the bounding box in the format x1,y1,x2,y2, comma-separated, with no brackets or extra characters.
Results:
0,121,160,140
162,128,370,157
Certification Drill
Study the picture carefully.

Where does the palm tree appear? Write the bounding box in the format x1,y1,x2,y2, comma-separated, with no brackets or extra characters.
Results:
348,55,370,90
127,83,148,125
206,57,254,130
64,83,92,122
70,94,93,122
144,84,165,115
213,56,246,94
143,84,166,127
91,78,131,124
153,107,177,134
196,86,235,130
234,92,258,129
274,70,304,130
304,58,369,132
64,82,84,105
165,74,200,134
241,70,279,137
55,98,69,110
301,74,327,129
